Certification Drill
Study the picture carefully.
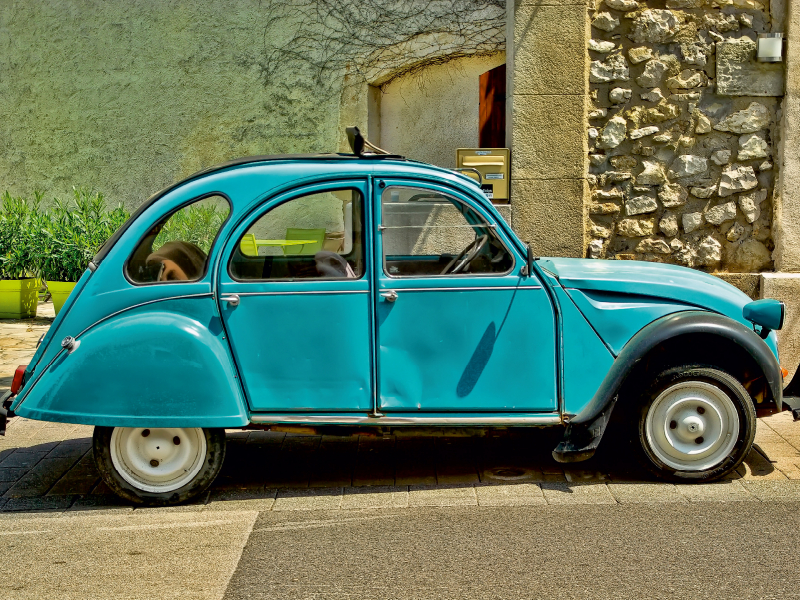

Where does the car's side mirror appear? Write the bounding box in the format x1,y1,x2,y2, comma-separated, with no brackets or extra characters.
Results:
521,244,535,277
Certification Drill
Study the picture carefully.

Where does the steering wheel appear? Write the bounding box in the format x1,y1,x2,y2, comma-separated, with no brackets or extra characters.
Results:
441,234,489,275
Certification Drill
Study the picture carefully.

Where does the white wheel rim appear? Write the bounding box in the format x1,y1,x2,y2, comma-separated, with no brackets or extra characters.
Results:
645,381,739,471
110,428,207,493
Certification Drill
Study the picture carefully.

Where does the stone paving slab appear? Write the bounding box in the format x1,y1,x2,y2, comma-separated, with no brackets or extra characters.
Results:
408,484,478,507
205,488,278,512
675,480,756,503
607,482,686,503
540,481,617,505
273,487,344,511
741,480,800,501
341,485,409,510
475,482,546,506
771,458,800,479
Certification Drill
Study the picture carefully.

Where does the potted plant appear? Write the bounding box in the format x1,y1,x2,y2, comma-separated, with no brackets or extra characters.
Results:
38,188,128,314
0,192,42,319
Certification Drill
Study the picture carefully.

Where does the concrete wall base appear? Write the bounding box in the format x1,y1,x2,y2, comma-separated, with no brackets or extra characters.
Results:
760,273,800,380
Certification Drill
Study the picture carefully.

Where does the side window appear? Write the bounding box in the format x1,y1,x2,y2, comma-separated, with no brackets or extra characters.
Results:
381,187,514,277
127,195,230,284
229,189,364,281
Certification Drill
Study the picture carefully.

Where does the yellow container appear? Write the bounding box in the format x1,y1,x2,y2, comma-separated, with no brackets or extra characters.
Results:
456,148,511,203
0,278,41,319
47,281,77,315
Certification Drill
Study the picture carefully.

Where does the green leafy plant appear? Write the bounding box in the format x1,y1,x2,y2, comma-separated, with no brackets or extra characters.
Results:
37,188,129,282
154,202,227,255
0,191,42,280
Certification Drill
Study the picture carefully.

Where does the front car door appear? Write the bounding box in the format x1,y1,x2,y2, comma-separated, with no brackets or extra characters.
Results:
219,181,373,413
375,181,557,413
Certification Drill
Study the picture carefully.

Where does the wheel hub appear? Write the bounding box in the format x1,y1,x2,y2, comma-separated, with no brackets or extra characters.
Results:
674,413,705,442
110,427,207,494
645,381,739,471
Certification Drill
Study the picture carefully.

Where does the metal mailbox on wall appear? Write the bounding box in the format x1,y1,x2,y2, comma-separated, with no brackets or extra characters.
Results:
456,148,510,203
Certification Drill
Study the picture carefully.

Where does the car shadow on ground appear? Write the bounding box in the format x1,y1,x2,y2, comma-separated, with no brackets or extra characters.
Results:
0,430,770,512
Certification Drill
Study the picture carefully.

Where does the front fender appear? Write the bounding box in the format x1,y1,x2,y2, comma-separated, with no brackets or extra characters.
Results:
570,310,782,424
13,298,248,427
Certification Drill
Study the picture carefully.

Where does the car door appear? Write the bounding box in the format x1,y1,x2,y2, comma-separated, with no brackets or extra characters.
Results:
375,180,557,413
219,181,373,412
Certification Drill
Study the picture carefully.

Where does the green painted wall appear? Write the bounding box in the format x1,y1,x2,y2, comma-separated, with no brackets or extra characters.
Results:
0,1,342,208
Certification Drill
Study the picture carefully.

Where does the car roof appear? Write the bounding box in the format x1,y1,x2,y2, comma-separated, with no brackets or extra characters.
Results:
92,152,478,266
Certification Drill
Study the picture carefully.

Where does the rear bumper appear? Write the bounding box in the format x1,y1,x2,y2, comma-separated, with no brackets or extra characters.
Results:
0,390,14,436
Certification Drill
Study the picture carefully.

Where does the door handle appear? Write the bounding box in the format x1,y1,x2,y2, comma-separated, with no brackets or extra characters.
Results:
220,294,240,307
381,290,398,303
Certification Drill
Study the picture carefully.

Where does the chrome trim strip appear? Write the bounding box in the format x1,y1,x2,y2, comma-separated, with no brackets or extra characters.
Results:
232,290,369,296
392,286,541,292
250,414,562,426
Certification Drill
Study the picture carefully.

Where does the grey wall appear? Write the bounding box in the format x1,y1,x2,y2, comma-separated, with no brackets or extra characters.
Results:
0,1,342,209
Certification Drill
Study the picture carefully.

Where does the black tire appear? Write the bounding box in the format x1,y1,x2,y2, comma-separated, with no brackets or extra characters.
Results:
636,365,756,482
93,426,226,505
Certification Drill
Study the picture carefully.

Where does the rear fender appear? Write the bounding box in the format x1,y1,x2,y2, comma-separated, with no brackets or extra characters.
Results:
13,298,248,427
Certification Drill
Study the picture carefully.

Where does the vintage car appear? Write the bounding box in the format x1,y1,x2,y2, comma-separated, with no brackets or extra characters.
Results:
0,128,794,505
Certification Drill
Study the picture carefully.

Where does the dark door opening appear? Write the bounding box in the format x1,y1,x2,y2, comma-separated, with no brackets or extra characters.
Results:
479,64,506,148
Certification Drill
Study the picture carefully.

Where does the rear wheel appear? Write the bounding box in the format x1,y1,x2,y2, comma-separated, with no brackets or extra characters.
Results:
637,366,755,481
93,426,226,505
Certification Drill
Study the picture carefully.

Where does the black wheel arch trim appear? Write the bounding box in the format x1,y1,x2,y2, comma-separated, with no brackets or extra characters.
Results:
569,310,782,425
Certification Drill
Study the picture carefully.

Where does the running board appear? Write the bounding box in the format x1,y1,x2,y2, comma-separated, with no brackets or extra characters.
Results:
249,414,563,427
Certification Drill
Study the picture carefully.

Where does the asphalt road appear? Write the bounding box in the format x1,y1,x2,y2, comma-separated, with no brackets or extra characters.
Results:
4,501,800,599
224,504,800,600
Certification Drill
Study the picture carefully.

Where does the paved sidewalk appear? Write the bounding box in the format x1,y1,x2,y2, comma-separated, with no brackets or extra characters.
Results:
3,301,800,513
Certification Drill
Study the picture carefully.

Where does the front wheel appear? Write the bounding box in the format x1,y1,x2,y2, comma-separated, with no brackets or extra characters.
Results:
637,366,756,482
93,426,226,505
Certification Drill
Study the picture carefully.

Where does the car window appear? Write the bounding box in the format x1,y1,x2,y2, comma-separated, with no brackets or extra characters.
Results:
381,187,513,277
229,189,364,281
126,194,230,284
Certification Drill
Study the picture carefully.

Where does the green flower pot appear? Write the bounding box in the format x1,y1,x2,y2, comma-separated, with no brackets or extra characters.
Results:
47,281,78,315
0,278,41,319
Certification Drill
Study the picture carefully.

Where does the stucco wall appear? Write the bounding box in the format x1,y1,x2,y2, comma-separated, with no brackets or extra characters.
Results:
0,1,506,209
0,1,351,209
377,54,506,168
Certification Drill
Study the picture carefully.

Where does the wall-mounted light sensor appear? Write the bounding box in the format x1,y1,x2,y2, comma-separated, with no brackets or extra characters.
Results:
757,33,783,63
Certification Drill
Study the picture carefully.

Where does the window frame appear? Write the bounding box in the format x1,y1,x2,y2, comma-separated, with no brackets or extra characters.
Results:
123,192,232,287
226,186,367,283
379,185,516,280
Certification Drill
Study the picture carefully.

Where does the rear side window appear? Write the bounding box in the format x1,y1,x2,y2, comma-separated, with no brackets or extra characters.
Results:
126,194,230,284
229,189,364,281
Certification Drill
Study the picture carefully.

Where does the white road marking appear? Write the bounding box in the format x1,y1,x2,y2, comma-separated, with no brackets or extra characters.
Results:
0,529,51,536
252,513,396,533
97,518,236,532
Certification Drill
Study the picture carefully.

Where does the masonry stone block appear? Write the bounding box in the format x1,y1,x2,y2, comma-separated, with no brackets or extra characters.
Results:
717,37,785,97
513,3,589,95
512,94,586,180
511,178,586,257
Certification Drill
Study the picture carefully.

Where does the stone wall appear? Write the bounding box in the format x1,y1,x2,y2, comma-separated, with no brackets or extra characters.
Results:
587,0,784,273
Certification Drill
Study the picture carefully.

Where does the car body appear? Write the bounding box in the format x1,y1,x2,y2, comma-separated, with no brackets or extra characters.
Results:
1,142,791,503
